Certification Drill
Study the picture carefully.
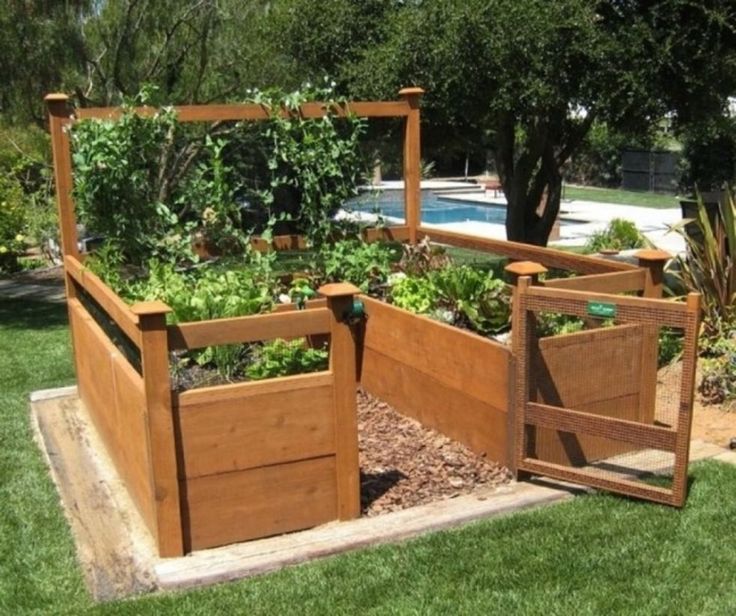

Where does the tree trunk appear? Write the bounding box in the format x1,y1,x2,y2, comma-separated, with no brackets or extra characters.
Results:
494,112,591,247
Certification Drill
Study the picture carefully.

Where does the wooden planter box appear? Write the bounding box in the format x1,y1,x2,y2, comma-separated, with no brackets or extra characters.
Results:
65,256,361,556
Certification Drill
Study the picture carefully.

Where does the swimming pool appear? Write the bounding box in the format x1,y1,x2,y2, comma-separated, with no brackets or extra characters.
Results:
348,190,506,225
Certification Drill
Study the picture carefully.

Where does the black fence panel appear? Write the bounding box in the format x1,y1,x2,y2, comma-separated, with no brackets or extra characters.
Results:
622,149,680,194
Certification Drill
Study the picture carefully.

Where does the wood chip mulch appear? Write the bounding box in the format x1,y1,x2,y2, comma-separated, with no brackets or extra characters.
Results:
358,389,512,516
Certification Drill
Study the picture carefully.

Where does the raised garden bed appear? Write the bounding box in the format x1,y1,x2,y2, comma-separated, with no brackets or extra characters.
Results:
45,92,692,558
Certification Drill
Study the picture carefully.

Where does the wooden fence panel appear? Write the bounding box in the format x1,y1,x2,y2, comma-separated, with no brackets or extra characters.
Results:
174,374,335,479
68,299,156,535
360,297,513,464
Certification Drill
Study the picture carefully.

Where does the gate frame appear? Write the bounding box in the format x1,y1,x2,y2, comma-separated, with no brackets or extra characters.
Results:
512,275,701,507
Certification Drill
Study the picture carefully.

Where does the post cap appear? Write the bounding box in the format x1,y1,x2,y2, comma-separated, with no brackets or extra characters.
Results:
399,87,425,97
635,249,671,263
45,93,69,103
504,261,548,277
318,282,361,298
130,300,173,316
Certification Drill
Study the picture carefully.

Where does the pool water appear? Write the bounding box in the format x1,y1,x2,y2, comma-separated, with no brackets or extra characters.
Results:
348,190,507,225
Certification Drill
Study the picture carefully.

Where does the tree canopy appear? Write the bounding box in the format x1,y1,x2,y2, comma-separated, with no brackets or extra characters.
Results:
2,0,736,245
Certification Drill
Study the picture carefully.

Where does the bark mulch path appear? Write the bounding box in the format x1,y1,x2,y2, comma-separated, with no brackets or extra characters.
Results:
358,389,512,516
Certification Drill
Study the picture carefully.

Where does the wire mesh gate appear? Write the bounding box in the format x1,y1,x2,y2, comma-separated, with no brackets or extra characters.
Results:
514,281,701,506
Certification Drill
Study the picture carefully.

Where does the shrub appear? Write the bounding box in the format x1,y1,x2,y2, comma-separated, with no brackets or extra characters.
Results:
0,175,27,272
585,218,647,253
245,338,328,380
699,337,736,409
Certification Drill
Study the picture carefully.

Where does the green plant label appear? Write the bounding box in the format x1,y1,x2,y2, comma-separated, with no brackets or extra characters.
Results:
587,301,617,318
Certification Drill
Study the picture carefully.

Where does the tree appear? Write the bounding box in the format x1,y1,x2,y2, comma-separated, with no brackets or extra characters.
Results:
77,0,290,106
0,1,90,125
346,0,736,245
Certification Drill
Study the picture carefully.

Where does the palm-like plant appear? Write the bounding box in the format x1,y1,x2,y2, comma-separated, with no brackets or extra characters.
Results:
674,191,736,339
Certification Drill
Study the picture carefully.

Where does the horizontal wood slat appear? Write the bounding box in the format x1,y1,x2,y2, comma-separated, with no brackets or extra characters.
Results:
182,456,338,550
65,255,142,347
525,402,677,452
175,383,335,479
76,101,409,122
525,285,691,322
273,298,327,313
541,269,646,294
518,457,675,505
362,225,411,243
167,308,331,350
175,371,333,407
419,227,636,274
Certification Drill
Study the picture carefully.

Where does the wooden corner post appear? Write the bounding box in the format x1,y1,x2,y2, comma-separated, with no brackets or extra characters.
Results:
400,87,424,244
505,262,546,475
130,301,184,557
673,292,702,506
45,94,79,261
318,283,361,520
635,249,671,298
635,249,671,426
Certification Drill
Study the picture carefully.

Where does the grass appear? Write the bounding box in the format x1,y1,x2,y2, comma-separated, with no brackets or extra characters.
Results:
564,184,679,209
2,297,736,614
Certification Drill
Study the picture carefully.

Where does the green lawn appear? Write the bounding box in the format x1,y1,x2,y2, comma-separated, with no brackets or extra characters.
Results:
2,297,736,614
564,184,679,209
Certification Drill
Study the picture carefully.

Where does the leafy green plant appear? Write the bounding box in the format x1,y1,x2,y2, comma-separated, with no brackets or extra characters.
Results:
674,193,736,340
122,259,275,379
182,135,245,255
658,327,683,367
390,274,436,314
0,174,26,273
71,97,192,265
317,238,393,293
430,265,511,335
585,218,648,253
535,312,585,337
245,338,328,380
84,241,127,293
247,82,368,246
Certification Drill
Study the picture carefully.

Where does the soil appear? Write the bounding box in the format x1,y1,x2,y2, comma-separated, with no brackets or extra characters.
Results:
658,361,736,450
358,389,512,516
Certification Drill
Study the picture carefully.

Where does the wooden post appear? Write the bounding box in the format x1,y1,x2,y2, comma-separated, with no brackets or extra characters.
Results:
635,249,671,299
635,249,671,426
504,262,547,475
505,261,548,354
399,87,424,244
45,94,79,261
672,292,702,506
130,301,184,557
318,283,361,520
